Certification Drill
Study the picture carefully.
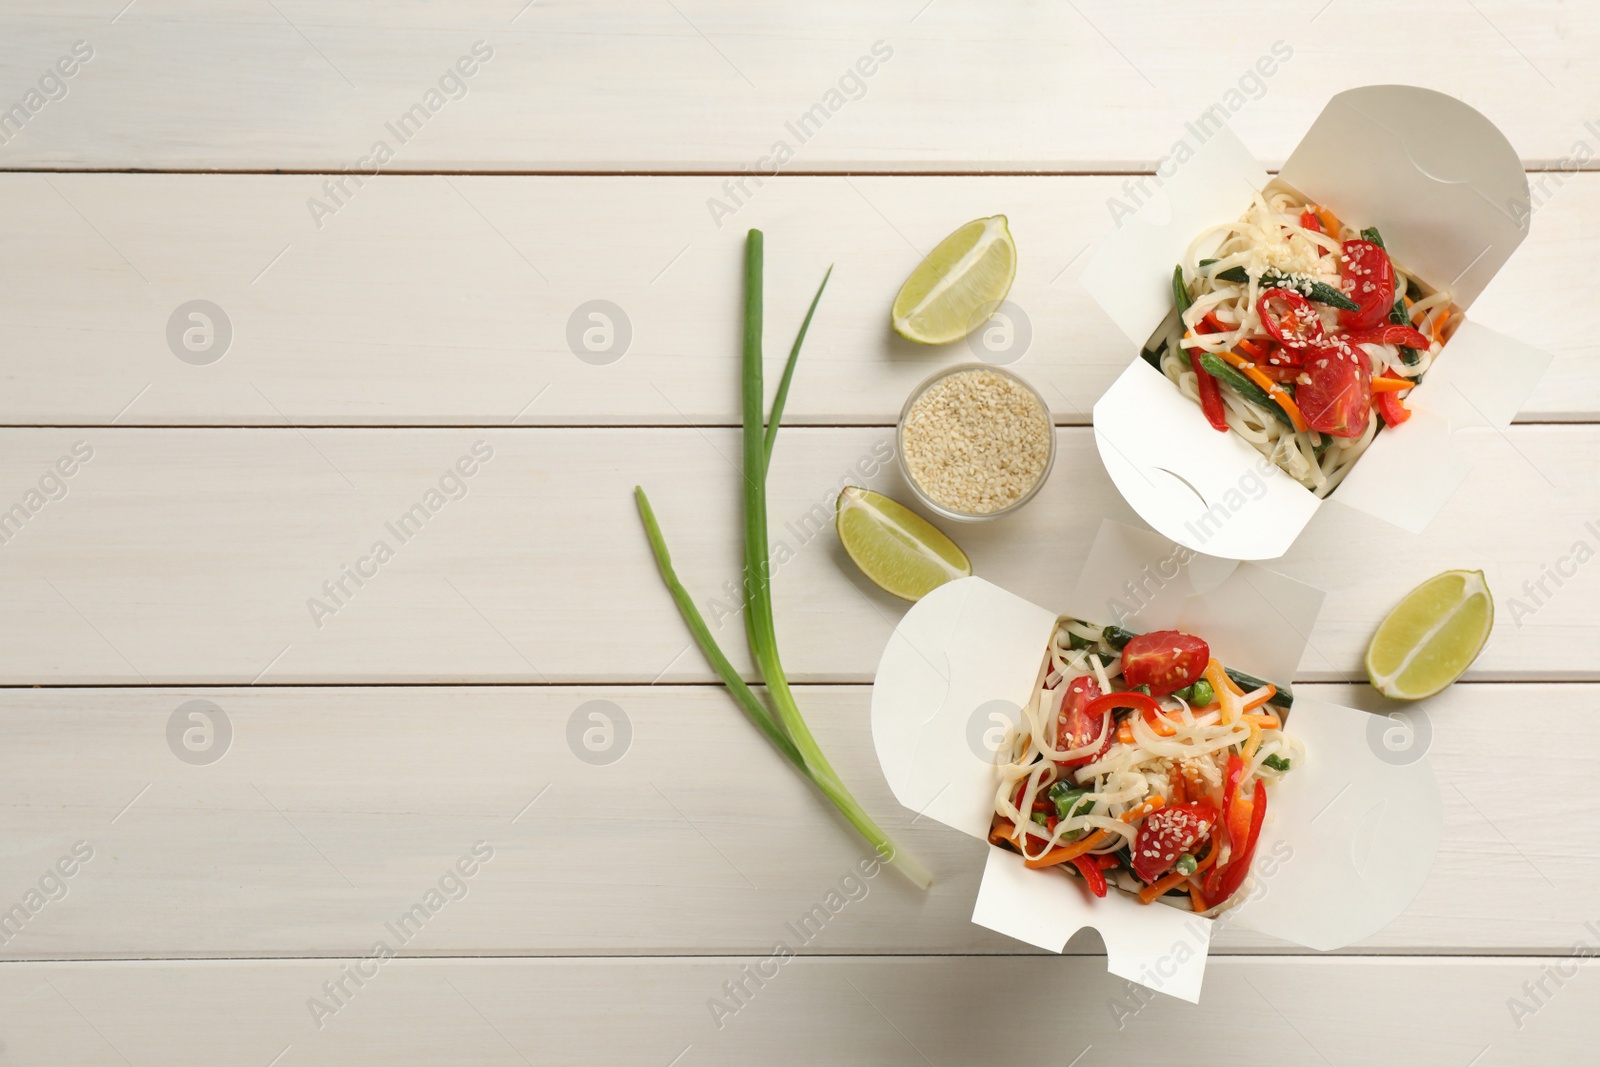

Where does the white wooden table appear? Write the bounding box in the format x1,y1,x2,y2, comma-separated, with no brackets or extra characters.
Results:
1,3,1596,1063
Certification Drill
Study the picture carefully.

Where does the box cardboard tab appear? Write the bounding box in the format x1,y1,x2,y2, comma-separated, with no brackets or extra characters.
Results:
870,522,1441,1002
1083,86,1551,559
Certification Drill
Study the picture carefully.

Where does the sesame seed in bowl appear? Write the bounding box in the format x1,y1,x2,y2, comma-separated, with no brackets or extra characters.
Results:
896,363,1055,522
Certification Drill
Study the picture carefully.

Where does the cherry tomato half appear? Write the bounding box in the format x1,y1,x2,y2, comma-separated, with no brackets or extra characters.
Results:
1055,675,1110,767
1296,346,1372,439
1257,288,1325,357
1120,630,1209,698
1338,239,1396,332
1132,802,1217,883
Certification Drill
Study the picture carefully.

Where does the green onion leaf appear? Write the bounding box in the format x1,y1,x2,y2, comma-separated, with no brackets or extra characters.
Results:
636,230,930,890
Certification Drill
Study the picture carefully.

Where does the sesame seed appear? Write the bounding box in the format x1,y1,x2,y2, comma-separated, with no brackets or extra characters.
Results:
901,369,1052,515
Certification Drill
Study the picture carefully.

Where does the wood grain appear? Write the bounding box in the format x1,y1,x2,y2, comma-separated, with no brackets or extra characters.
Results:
0,683,1593,959
6,956,1592,1065
0,1,1590,171
3,2,1597,1052
0,172,1592,426
0,426,1587,685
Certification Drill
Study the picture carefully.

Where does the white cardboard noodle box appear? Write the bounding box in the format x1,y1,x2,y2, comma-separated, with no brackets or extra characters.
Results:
1083,85,1552,560
870,522,1442,1002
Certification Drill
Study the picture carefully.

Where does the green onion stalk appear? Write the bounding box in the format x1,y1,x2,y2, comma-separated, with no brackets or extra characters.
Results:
634,229,931,890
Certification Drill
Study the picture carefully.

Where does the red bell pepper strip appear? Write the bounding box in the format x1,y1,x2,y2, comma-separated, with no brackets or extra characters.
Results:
1342,324,1431,350
1094,853,1121,869
1083,690,1162,719
1374,369,1413,427
1083,690,1163,738
1204,779,1267,908
1191,352,1230,431
1188,317,1231,432
1070,854,1109,897
1299,210,1322,233
1202,754,1246,903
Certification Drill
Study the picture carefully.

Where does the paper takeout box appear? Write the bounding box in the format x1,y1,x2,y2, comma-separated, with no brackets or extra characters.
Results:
870,522,1442,1002
1083,85,1552,560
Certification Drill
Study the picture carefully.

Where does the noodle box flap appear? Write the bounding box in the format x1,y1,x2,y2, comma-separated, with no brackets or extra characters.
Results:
1083,85,1550,559
870,522,1442,1002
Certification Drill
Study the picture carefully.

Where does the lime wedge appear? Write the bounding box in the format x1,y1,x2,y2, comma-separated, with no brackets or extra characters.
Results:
836,487,972,601
1366,569,1493,700
891,215,1016,345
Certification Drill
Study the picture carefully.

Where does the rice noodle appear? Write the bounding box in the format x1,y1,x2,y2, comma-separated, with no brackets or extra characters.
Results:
992,617,1304,914
1152,183,1458,497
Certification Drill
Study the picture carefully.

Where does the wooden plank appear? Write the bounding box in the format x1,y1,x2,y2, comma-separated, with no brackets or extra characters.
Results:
0,2,1592,171
3,956,1592,1064
1,683,1594,958
0,172,1591,426
0,426,1589,684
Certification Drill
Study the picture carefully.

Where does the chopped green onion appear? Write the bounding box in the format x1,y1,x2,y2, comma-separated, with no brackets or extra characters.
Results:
1262,753,1292,772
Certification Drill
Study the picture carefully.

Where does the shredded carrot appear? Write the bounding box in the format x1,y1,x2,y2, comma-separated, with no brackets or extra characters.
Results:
1144,707,1178,738
1243,713,1281,730
1242,722,1263,763
1023,797,1164,870
1189,882,1209,912
1371,377,1413,393
1411,306,1451,347
1124,797,1165,821
1024,834,1106,870
1316,207,1342,237
1139,845,1219,904
1170,771,1187,805
1241,684,1276,712
1213,349,1310,432
989,818,1016,846
1117,722,1135,746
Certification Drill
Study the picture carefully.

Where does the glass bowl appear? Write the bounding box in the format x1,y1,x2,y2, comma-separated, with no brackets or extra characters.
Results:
894,362,1056,523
